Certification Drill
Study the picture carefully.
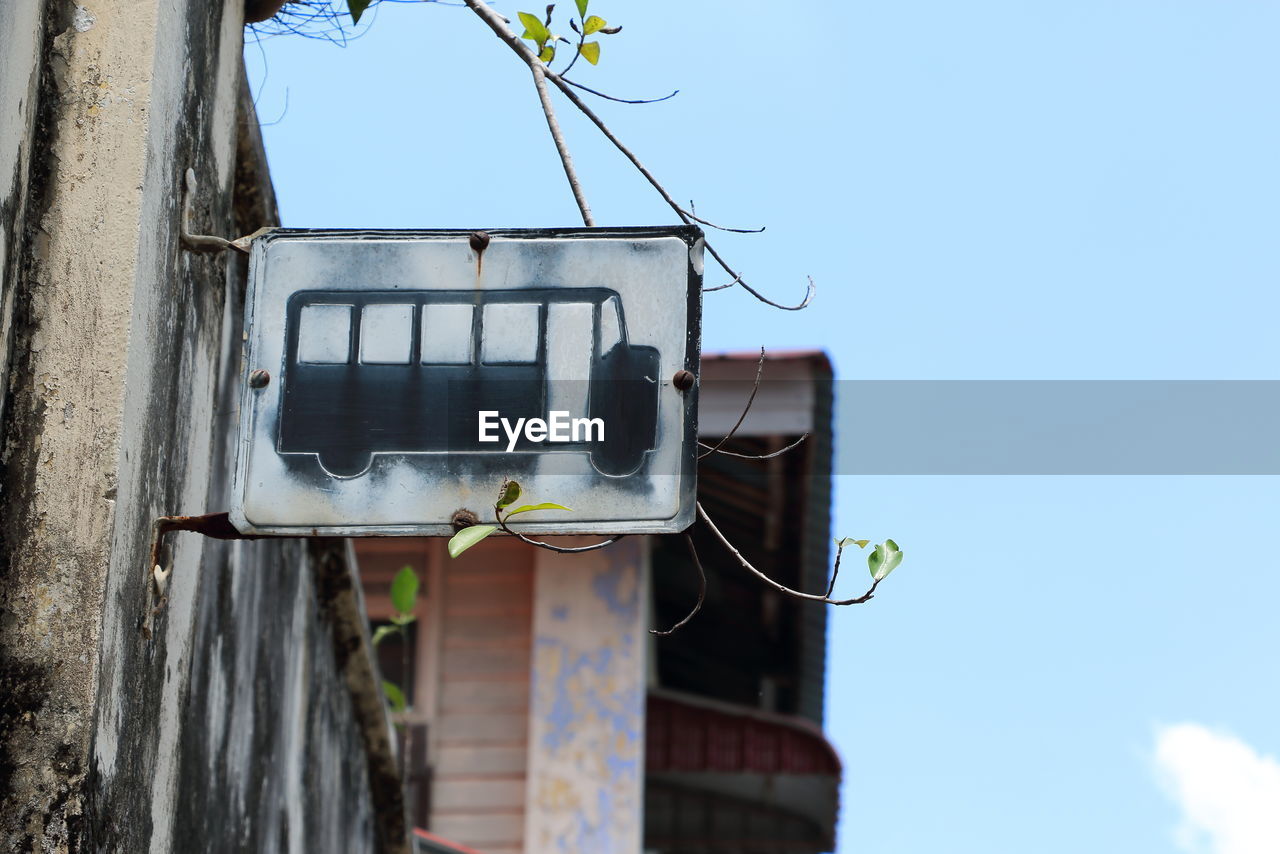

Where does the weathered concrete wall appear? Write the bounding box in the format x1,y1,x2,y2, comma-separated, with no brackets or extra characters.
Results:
0,2,403,851
0,0,52,434
163,538,396,854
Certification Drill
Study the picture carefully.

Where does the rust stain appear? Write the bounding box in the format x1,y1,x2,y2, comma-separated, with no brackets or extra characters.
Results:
142,512,276,638
148,512,271,581
469,230,490,282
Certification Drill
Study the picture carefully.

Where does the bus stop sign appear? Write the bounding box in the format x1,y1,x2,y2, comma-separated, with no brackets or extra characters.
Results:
230,227,703,536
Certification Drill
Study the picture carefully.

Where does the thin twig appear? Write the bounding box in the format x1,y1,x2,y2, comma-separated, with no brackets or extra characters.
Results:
703,274,743,293
650,533,707,637
531,61,594,226
696,502,880,606
558,8,671,101
826,541,846,598
544,70,815,308
541,72,813,308
494,511,623,554
558,14,587,78
698,433,809,461
706,248,816,311
505,528,623,553
676,206,765,234
559,77,680,104
698,347,766,460
400,624,412,783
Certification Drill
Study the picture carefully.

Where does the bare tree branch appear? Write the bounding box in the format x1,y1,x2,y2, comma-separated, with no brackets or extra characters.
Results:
462,0,589,225
459,1,867,618
461,0,814,311
542,71,809,313
531,61,594,226
698,433,809,461
543,67,687,217
698,347,765,460
650,533,706,637
696,502,881,606
463,0,535,56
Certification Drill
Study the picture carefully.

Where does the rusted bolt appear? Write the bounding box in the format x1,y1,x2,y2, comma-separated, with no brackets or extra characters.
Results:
248,369,270,389
469,231,491,254
451,509,480,532
672,370,696,391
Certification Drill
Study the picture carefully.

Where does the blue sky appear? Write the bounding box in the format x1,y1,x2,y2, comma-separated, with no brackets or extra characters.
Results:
245,2,1280,851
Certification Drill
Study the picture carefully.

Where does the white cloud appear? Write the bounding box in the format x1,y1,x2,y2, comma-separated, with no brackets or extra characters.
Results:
1154,723,1280,854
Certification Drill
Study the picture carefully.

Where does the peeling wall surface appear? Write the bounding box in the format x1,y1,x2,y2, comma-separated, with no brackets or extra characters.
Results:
0,2,402,851
164,539,384,854
0,0,49,429
526,539,648,854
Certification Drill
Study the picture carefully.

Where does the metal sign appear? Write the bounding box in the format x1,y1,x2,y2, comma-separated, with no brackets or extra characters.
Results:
230,227,703,536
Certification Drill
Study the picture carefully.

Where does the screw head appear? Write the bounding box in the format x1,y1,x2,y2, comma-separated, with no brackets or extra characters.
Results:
451,509,480,532
672,369,696,391
248,369,270,389
469,231,491,254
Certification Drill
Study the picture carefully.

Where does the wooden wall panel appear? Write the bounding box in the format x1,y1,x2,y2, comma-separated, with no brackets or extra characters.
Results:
429,538,535,853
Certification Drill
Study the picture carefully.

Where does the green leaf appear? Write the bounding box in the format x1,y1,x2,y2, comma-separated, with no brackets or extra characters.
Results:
390,565,419,615
583,15,606,34
835,537,870,549
390,613,416,628
579,41,601,65
497,480,522,510
867,541,903,582
505,502,573,517
518,11,550,44
448,524,498,558
539,44,556,63
348,0,372,23
371,624,397,647
382,680,407,714
575,0,588,18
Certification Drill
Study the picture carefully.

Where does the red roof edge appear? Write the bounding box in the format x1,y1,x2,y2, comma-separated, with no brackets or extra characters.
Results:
412,828,485,854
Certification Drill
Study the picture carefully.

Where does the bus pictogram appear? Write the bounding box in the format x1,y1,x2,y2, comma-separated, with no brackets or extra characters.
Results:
278,287,660,478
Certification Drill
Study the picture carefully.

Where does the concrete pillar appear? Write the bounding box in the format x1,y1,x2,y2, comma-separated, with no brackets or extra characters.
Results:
0,1,235,843
525,537,650,853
